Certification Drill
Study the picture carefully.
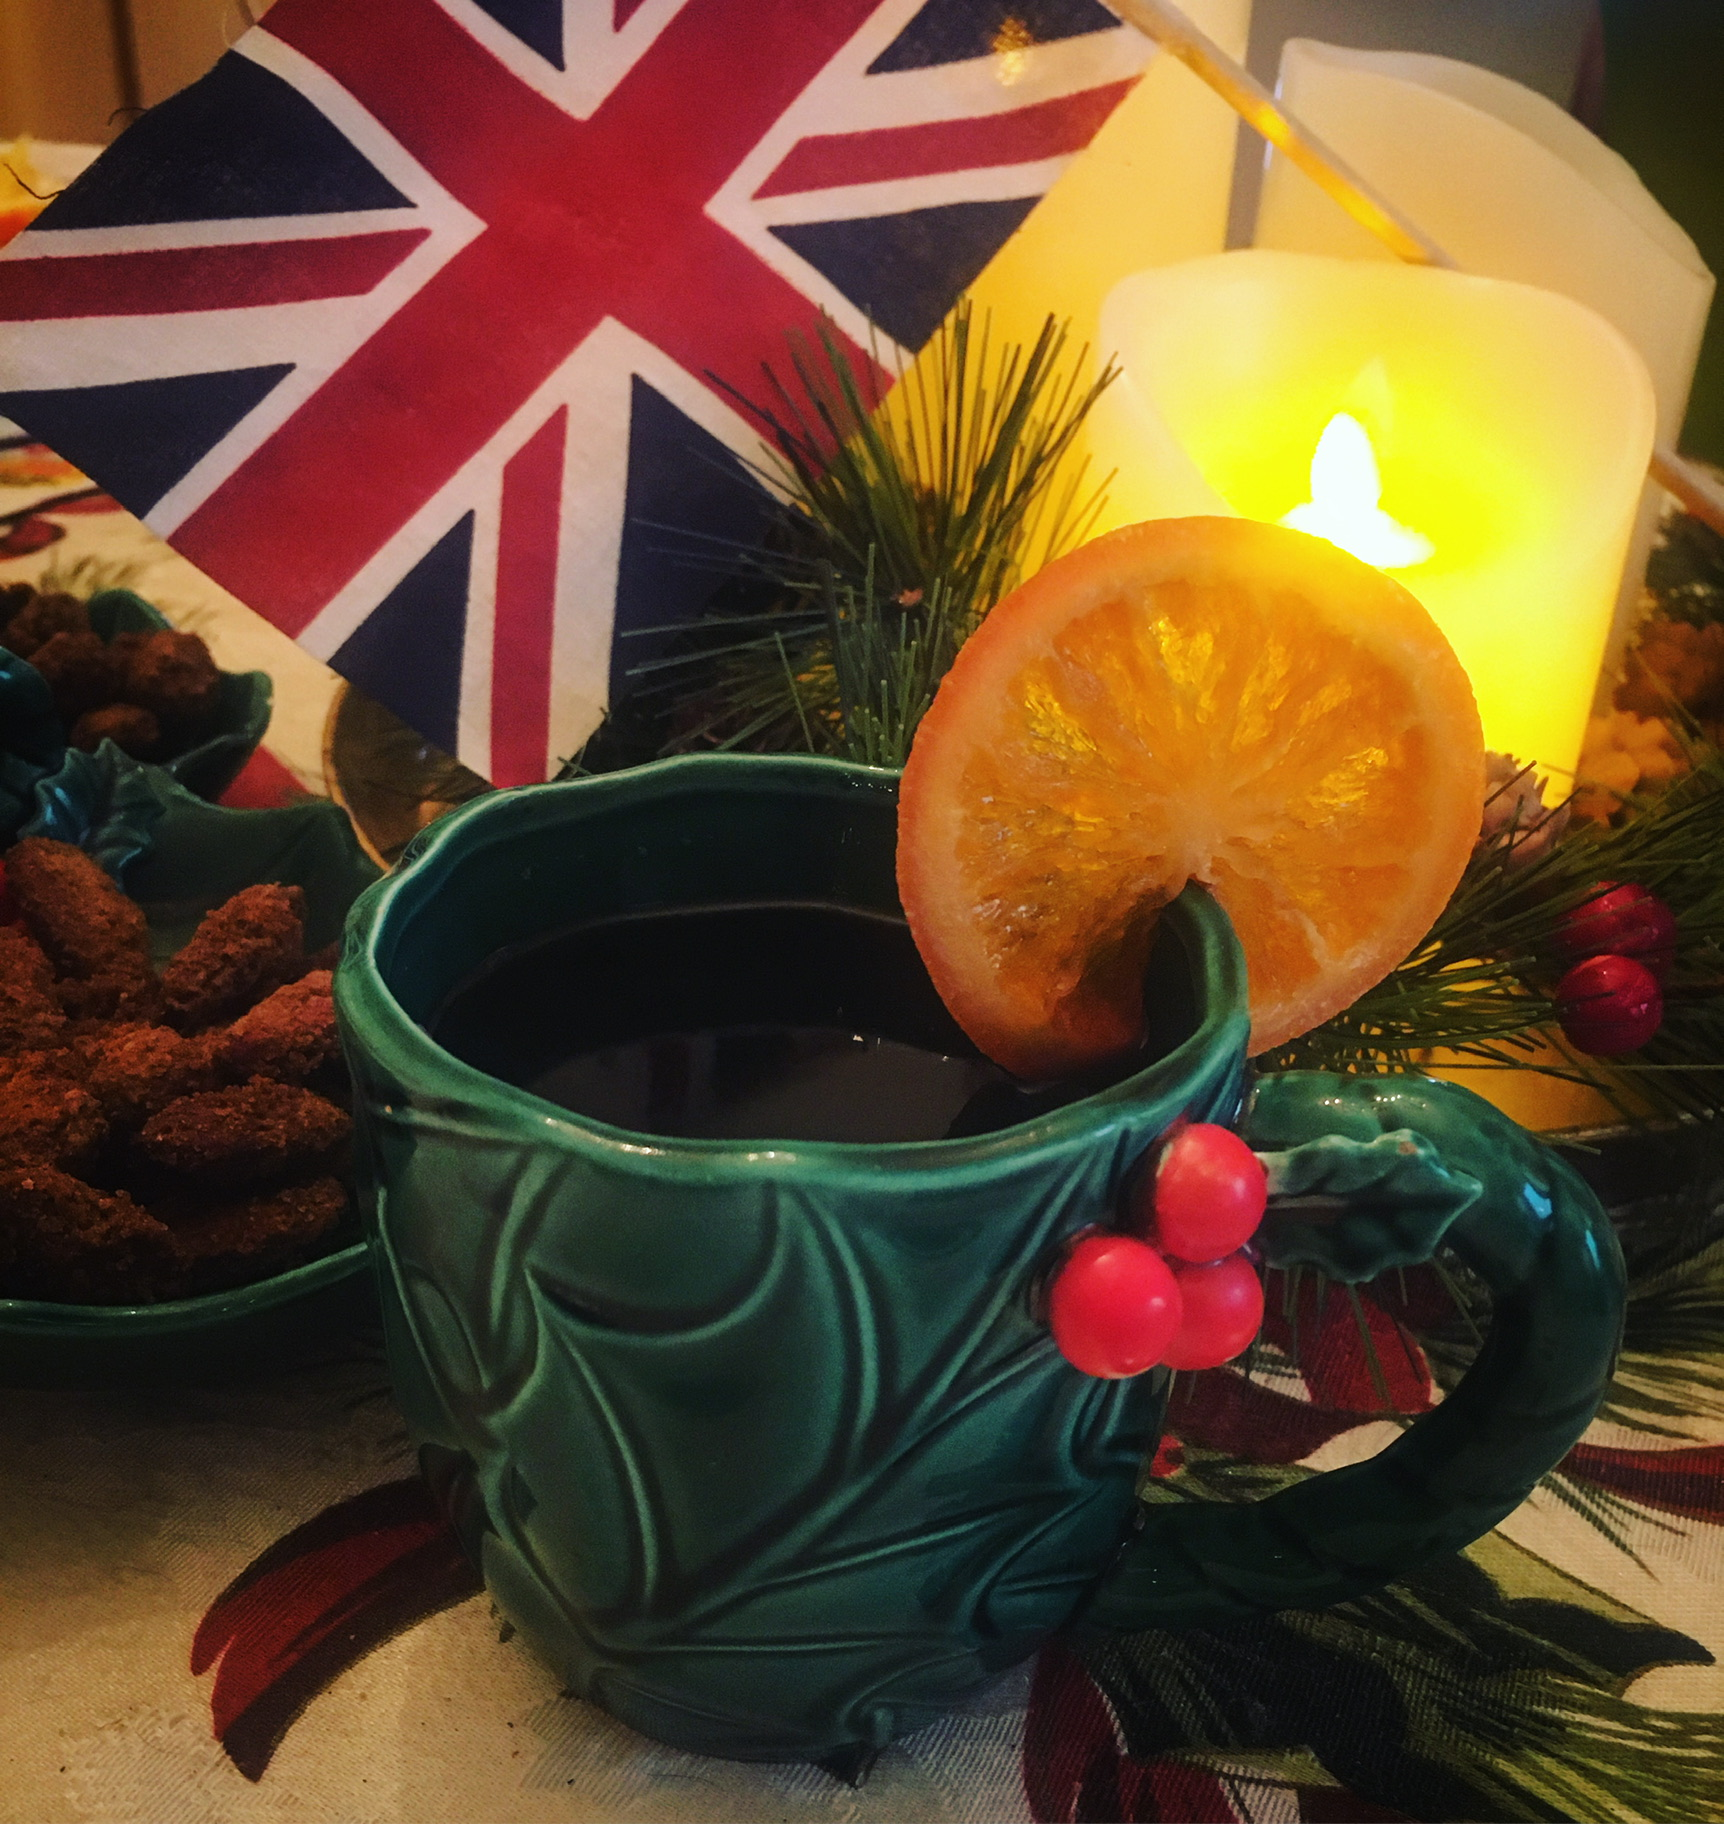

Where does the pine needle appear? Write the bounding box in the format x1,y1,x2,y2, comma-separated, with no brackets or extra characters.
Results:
642,300,1117,762
1265,739,1724,1122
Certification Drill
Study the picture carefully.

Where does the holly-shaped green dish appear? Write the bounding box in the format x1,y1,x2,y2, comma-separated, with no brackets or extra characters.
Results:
1,587,271,806
0,729,380,1390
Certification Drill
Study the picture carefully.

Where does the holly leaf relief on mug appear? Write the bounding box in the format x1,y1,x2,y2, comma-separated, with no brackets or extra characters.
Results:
1253,1129,1485,1282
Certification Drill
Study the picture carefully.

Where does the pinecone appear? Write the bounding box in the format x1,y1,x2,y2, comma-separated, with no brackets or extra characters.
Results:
1477,753,1568,865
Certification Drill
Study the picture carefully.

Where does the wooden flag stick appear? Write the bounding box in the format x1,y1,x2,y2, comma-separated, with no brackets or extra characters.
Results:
1106,0,1452,269
1104,0,1724,536
1652,451,1724,534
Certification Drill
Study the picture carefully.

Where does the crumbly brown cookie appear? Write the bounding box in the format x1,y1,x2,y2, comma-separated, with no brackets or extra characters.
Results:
5,838,155,1002
0,1058,107,1171
0,582,34,633
214,971,338,1085
160,883,306,1032
0,1164,176,1304
113,627,222,726
69,702,162,759
0,922,55,994
27,629,121,718
55,967,162,1025
0,925,65,1055
0,977,66,1056
1,591,88,658
138,1078,349,1189
159,1176,348,1296
1,863,352,1306
74,1022,220,1126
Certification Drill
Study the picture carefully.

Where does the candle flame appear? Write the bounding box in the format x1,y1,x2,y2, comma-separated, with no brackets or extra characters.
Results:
1280,413,1433,570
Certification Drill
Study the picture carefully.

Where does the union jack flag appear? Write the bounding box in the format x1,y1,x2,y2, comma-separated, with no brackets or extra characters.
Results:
0,0,1152,785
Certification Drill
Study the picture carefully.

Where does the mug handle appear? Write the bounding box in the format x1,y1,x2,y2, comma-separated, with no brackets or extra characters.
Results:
1075,1069,1626,1636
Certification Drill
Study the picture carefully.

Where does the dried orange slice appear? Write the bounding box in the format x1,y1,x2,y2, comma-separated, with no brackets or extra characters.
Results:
897,517,1483,1076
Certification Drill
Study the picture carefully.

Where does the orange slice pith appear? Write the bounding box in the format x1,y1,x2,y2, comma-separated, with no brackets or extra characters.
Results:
897,517,1484,1077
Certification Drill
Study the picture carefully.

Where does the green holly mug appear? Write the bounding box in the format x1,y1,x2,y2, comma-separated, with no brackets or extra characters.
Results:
336,754,1624,1766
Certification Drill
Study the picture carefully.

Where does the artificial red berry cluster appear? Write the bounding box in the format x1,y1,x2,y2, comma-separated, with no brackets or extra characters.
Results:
1047,1122,1268,1380
1553,881,1677,1055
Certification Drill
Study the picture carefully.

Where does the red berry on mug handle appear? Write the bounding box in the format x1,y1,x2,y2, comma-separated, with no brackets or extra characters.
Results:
1138,1122,1268,1263
1556,953,1663,1055
1161,1252,1266,1372
1048,1231,1183,1379
1556,881,1678,979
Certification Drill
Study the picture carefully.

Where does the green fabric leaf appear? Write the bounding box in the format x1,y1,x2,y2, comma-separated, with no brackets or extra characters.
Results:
83,590,272,801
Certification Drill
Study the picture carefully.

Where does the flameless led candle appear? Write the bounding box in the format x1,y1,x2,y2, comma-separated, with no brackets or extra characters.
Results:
1087,249,1657,779
1253,42,1714,661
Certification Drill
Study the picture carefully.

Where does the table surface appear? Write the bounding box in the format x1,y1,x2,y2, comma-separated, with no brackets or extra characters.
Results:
5,1336,1722,1824
5,490,1724,1824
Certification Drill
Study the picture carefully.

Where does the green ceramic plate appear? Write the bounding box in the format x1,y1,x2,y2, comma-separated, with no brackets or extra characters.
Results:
0,756,381,1390
0,1246,377,1391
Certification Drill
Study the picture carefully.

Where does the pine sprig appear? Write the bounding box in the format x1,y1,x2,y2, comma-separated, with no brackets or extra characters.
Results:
817,564,969,768
640,302,1117,762
1266,743,1724,1121
747,301,1116,611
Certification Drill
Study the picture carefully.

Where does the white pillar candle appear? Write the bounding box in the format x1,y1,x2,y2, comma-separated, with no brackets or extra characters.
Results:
925,0,1253,563
1088,249,1656,778
1252,41,1714,661
965,0,1252,363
